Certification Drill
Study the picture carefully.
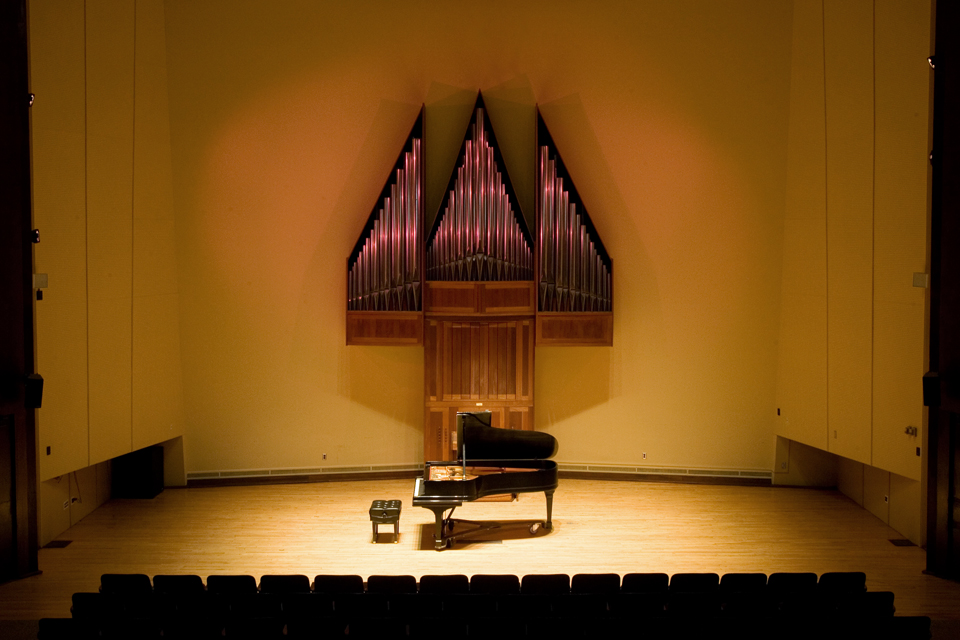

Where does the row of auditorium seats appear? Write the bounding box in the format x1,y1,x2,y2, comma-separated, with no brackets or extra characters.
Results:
37,572,931,639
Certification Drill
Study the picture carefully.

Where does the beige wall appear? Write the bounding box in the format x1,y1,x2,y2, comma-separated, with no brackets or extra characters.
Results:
164,0,793,475
27,0,931,543
774,0,930,484
29,0,185,511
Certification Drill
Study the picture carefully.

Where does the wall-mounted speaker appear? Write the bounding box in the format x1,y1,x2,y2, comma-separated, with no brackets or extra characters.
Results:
923,371,940,408
25,373,43,409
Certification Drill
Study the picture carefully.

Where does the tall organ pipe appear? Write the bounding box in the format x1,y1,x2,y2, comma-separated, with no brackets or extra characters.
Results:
347,138,421,311
538,144,611,312
426,109,533,282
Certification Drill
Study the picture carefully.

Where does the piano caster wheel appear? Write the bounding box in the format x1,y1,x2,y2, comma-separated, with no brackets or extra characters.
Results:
447,521,455,531
529,522,541,535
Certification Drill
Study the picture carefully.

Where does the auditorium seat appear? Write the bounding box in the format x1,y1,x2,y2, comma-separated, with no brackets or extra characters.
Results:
205,574,258,595
258,574,311,594
620,572,669,593
152,574,205,595
521,573,570,594
817,571,867,594
768,571,818,594
367,574,417,593
719,572,767,592
418,574,469,593
719,572,769,618
615,571,669,617
470,573,521,594
99,573,153,595
50,571,932,640
415,575,468,618
312,574,364,593
666,572,720,616
571,573,621,594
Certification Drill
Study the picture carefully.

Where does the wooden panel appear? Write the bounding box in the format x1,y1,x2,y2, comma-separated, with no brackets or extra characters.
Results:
424,282,478,314
536,312,613,346
425,320,439,401
425,281,537,316
480,282,536,314
345,312,422,345
424,318,535,460
423,408,448,462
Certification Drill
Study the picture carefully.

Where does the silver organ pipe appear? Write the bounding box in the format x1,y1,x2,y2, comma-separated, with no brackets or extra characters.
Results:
426,109,533,282
538,144,612,312
347,137,421,311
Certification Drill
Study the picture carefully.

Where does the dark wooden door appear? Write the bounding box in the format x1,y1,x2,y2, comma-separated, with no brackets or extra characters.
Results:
0,0,39,582
926,0,960,580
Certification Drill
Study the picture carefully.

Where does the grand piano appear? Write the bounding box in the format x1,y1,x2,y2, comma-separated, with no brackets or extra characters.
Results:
413,412,558,550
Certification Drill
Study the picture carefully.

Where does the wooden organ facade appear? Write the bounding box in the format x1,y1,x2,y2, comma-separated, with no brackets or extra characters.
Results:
346,94,613,461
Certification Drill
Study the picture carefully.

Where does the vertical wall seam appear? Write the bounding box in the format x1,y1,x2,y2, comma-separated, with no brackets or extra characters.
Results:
83,0,90,469
130,0,137,450
821,0,830,451
870,0,876,467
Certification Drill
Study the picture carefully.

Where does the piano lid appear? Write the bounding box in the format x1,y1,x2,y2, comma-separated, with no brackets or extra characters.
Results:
456,412,558,461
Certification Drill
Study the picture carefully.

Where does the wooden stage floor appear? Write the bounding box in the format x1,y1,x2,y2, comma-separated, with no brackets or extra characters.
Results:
1,478,959,624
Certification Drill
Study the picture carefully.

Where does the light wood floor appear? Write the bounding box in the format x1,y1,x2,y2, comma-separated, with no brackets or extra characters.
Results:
2,478,959,622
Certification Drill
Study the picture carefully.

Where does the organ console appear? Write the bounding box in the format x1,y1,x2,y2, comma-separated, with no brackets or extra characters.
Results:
413,411,559,550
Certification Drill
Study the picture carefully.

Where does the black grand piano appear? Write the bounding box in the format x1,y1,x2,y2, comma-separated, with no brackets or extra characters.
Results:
413,412,558,550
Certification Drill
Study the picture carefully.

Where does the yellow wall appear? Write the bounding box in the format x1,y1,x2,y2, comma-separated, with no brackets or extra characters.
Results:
774,0,930,482
163,0,793,475
30,0,185,487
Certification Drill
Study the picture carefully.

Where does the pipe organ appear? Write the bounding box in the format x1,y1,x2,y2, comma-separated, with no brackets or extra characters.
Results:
538,144,612,313
347,118,422,312
426,108,533,283
345,95,613,461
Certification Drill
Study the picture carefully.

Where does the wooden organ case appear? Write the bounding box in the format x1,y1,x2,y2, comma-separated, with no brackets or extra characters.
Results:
345,95,613,462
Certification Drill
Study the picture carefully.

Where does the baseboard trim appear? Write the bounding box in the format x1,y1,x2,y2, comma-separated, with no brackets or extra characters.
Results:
187,462,772,488
187,465,422,488
559,470,771,486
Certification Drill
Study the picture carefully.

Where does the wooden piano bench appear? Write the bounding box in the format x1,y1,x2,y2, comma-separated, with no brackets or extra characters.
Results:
369,500,402,543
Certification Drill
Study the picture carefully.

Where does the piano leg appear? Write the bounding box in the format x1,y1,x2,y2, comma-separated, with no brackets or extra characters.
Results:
425,506,449,550
544,490,555,530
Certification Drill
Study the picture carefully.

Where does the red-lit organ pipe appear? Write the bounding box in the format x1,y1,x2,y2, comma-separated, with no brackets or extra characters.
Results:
426,110,533,282
347,138,421,311
539,145,611,312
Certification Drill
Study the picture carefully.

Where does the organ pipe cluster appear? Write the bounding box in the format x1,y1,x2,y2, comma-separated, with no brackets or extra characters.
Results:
426,109,533,282
539,145,612,312
347,138,421,311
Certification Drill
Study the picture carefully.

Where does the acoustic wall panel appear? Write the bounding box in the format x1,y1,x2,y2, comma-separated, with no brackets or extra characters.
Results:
85,0,136,466
132,294,185,451
132,0,186,451
824,0,874,464
870,0,930,481
774,0,828,451
29,0,90,480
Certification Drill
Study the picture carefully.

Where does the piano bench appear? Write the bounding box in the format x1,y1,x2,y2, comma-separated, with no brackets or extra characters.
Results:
369,500,402,543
